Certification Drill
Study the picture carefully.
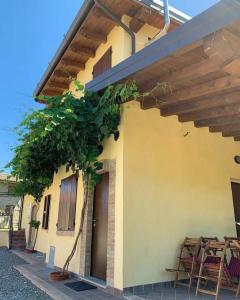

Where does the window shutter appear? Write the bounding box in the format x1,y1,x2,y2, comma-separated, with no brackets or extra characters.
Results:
42,195,51,230
57,181,68,231
93,47,112,79
57,175,77,231
42,197,47,229
68,176,77,231
45,195,51,229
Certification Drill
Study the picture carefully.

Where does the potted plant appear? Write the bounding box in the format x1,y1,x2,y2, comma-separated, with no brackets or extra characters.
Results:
25,220,40,253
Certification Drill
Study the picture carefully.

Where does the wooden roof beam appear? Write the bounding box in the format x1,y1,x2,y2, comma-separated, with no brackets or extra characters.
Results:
222,130,240,138
61,58,85,70
92,6,115,22
159,75,240,104
179,103,240,123
129,7,151,33
79,27,107,44
48,81,69,90
195,115,240,128
42,88,64,96
54,69,77,79
160,91,240,116
204,29,240,66
69,43,96,58
209,122,240,133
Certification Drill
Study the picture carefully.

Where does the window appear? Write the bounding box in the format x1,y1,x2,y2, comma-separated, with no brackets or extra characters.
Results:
57,175,77,231
42,195,51,230
93,47,112,79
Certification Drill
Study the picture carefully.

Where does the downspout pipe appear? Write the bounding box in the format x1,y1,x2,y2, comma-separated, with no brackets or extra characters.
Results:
94,0,136,55
162,0,170,34
149,0,170,43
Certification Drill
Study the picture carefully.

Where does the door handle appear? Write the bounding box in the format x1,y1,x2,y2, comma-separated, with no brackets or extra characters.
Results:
92,219,97,227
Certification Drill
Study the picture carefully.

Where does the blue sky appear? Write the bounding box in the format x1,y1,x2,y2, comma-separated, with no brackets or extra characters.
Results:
0,0,219,170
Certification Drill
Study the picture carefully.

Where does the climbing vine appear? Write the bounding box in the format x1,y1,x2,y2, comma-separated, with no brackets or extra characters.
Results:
7,81,144,201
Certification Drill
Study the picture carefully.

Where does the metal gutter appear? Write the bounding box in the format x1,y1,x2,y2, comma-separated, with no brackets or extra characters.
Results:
86,0,240,92
34,0,95,98
94,0,136,55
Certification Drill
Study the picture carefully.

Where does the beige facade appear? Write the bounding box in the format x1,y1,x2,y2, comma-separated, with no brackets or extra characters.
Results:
21,4,240,294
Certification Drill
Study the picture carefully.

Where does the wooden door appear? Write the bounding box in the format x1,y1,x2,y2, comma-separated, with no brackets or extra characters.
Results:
91,173,109,281
231,182,240,237
28,205,37,248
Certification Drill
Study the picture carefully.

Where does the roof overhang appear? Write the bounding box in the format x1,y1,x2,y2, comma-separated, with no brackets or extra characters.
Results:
85,0,240,141
34,0,95,99
34,0,189,99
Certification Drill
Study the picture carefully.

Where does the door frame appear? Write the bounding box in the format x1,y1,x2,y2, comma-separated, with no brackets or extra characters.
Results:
230,179,240,237
79,159,116,287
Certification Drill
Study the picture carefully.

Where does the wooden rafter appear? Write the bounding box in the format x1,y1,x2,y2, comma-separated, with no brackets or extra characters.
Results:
48,81,69,90
61,58,85,70
42,88,64,96
54,69,76,79
129,6,151,33
79,27,107,44
160,91,240,116
209,122,240,133
92,6,115,21
222,130,240,137
69,43,96,58
195,116,240,128
178,103,240,123
159,75,240,104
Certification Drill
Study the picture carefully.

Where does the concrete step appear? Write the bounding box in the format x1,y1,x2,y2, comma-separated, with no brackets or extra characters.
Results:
11,229,26,250
11,246,26,250
12,242,26,247
12,232,25,237
12,237,26,241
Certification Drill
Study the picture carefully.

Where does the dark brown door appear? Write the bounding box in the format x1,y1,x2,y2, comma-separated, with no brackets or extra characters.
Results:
91,172,109,281
231,182,240,237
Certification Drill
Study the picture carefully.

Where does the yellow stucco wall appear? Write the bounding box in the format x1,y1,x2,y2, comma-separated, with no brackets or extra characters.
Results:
122,101,240,287
0,231,9,247
20,13,240,291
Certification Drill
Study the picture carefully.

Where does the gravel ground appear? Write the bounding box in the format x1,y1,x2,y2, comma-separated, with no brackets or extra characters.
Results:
0,247,52,300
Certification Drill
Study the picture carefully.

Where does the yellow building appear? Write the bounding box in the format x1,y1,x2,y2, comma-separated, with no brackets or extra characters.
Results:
21,0,240,296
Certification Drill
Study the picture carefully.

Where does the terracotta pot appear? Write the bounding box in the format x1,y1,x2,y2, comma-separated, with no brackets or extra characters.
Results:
49,271,70,281
25,248,37,254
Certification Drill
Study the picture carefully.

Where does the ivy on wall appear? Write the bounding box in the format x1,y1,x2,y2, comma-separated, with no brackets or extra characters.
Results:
6,81,145,201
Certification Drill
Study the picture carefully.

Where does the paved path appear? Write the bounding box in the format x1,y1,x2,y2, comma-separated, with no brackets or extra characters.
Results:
6,248,123,300
0,247,51,300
